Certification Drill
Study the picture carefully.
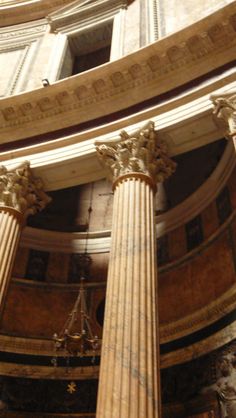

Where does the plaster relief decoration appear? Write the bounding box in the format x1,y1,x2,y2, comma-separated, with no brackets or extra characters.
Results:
212,95,236,137
0,21,46,96
96,121,177,183
0,46,28,97
0,161,51,218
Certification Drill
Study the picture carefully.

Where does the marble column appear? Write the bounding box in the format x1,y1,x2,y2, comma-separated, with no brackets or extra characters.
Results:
0,161,51,317
96,122,176,418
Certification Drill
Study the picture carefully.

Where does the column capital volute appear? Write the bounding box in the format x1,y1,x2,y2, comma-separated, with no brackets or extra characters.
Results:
211,94,236,138
0,161,51,219
96,121,176,188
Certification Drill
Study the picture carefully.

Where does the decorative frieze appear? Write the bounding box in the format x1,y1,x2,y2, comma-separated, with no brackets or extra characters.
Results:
0,4,236,140
0,161,51,218
0,23,47,41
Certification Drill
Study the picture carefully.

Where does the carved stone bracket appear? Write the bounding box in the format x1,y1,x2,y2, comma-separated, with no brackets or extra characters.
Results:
96,121,176,186
211,95,236,138
0,161,51,218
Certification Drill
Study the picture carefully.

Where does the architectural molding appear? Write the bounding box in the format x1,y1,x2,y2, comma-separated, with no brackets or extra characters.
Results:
0,20,47,44
161,321,236,368
160,284,236,343
0,20,47,96
0,361,99,380
0,318,235,372
1,72,235,192
0,3,235,145
47,0,128,33
156,138,235,236
0,0,73,27
19,139,235,251
0,42,38,98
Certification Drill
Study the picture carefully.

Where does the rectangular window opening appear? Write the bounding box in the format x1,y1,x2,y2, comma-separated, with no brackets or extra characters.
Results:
59,21,113,79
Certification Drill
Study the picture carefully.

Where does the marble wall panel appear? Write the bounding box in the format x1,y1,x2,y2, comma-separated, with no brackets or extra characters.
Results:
159,232,236,324
46,252,70,283
168,225,187,261
201,202,219,240
1,285,79,338
227,166,236,209
12,247,29,279
0,48,25,97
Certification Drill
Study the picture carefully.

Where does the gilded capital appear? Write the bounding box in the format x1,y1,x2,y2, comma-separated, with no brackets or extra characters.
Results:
0,161,51,218
212,95,236,137
96,121,176,184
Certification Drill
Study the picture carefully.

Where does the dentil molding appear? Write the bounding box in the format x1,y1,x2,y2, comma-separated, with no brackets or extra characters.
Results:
0,3,235,145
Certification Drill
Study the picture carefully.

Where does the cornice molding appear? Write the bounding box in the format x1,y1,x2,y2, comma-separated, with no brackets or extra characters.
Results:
47,0,128,33
156,137,236,236
161,321,236,368
160,284,236,343
1,72,235,192
0,20,47,45
0,0,73,27
19,140,236,251
0,318,235,373
0,3,235,145
0,360,99,380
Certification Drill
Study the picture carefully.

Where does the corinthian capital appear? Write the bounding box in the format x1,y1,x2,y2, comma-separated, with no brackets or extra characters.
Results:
96,121,176,184
211,95,236,137
0,161,51,218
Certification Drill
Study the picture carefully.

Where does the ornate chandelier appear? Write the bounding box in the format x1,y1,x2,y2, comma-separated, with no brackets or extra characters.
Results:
53,275,99,357
52,183,99,358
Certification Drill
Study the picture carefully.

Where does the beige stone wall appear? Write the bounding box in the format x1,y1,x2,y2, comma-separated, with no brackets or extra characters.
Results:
159,0,234,36
0,0,234,97
123,0,141,54
0,21,51,94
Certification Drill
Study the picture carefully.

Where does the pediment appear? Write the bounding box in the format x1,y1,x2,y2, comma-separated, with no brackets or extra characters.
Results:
47,0,128,32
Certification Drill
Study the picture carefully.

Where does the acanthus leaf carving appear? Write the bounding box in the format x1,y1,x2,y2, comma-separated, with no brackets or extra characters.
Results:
0,161,51,218
96,121,176,184
212,95,236,137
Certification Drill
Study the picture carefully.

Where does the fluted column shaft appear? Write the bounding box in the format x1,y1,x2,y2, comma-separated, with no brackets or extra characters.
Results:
0,161,51,318
0,207,23,316
97,174,160,418
96,122,176,418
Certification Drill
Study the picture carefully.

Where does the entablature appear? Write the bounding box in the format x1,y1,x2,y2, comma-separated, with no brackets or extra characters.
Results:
0,2,235,146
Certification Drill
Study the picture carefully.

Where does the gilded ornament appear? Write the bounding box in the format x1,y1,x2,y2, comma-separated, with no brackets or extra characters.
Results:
67,381,77,394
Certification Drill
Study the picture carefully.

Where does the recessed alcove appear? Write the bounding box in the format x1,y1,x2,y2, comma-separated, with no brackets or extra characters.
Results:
59,21,113,79
164,138,227,209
